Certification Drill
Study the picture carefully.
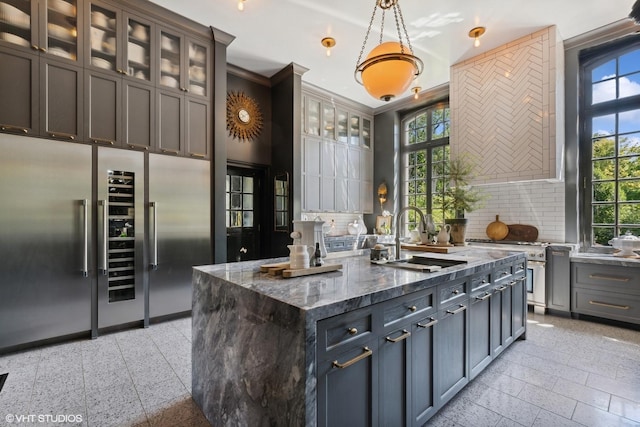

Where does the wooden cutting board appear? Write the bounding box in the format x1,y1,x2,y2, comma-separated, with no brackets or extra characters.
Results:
505,224,538,242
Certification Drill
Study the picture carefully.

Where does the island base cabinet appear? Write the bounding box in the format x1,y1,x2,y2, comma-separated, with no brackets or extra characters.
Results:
469,290,492,379
317,339,379,427
411,316,437,426
436,303,469,407
379,329,409,427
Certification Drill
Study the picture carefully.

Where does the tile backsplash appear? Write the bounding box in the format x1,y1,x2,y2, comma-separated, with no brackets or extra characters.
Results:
465,180,565,242
301,212,368,236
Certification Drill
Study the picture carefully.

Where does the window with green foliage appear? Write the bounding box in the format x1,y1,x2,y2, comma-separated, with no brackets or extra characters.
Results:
401,103,450,234
581,38,640,247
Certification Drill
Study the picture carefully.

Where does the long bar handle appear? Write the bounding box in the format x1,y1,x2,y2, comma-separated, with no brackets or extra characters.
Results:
589,300,630,310
332,347,372,369
446,304,467,315
589,274,630,282
417,317,438,329
82,199,88,277
100,200,108,275
475,292,491,301
150,201,158,270
91,137,115,145
385,330,411,343
48,131,75,141
160,148,180,155
1,124,28,134
189,153,206,158
127,143,149,151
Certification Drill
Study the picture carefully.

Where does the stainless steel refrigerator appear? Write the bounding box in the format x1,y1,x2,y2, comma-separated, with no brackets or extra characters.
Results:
1,136,211,350
0,135,92,349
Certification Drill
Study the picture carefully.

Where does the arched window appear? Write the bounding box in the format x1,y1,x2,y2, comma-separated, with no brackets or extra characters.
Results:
580,35,640,246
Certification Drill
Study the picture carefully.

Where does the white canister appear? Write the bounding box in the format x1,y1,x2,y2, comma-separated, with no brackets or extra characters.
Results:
288,244,309,269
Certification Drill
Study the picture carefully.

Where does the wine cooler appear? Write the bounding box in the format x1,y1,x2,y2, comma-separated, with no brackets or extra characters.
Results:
97,148,144,329
107,170,136,302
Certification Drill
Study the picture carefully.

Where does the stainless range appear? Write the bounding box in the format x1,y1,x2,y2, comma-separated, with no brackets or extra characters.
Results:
467,239,549,313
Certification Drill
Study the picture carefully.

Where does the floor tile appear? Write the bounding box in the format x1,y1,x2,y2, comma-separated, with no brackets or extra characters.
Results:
473,386,540,426
610,396,640,423
135,375,188,413
438,396,503,427
85,382,146,427
587,373,640,403
572,401,640,427
552,377,611,411
477,372,526,397
517,383,577,419
532,409,583,427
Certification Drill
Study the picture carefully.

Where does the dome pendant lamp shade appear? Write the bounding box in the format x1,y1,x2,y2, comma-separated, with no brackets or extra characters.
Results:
355,0,423,102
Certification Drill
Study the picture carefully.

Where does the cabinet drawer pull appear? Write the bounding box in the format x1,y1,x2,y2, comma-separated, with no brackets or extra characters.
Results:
408,305,417,312
589,300,630,310
452,289,460,295
31,45,38,51
347,327,358,335
588,274,630,282
332,347,372,369
501,271,509,276
496,286,507,292
1,124,28,134
385,330,411,343
475,292,491,301
91,137,114,145
509,280,517,287
417,317,438,329
446,304,466,315
161,148,180,155
127,143,149,151
39,47,46,52
48,131,75,141
190,153,206,158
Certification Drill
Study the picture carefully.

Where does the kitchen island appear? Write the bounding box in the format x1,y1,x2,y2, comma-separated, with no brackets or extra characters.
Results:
192,249,527,426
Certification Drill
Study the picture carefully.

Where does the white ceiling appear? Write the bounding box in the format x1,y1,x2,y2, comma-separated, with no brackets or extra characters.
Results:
150,0,636,109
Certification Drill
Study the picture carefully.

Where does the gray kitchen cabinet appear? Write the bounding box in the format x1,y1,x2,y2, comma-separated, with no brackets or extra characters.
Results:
511,259,527,338
317,306,378,427
156,25,211,158
546,245,572,313
572,262,640,325
436,299,469,407
469,287,492,379
379,289,436,427
85,3,155,150
1,0,83,141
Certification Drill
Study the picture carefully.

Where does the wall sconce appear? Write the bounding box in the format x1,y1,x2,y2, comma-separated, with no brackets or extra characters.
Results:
321,37,336,57
469,26,486,48
377,182,388,212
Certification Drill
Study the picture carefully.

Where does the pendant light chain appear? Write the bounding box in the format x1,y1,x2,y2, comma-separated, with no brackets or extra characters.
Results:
355,2,381,69
393,1,413,56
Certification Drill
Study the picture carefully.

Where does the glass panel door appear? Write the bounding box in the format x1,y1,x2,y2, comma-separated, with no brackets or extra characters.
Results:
46,0,77,61
126,17,150,81
188,40,206,96
159,30,181,90
89,4,117,71
107,170,135,302
0,0,32,48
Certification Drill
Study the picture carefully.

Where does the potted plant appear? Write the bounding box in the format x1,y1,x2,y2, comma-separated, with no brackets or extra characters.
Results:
441,155,484,245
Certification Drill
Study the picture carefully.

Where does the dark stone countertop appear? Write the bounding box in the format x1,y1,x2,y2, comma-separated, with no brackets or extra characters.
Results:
571,252,640,267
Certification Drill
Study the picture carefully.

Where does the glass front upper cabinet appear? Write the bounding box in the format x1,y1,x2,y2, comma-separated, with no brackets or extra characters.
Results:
306,97,320,136
46,0,78,61
159,30,181,90
337,109,348,143
126,16,150,81
349,114,360,145
323,104,335,140
0,0,79,62
89,3,117,71
187,40,207,96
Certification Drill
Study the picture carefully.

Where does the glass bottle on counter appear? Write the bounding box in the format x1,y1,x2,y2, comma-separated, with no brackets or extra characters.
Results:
313,242,324,267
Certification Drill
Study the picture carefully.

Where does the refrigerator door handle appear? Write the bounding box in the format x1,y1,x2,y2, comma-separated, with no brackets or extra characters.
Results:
100,199,108,275
150,201,158,270
82,199,88,277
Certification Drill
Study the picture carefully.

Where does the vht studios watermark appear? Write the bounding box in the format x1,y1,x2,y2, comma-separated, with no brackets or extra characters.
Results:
5,414,83,424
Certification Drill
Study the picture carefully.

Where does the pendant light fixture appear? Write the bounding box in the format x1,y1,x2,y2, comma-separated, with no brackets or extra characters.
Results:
355,0,423,102
321,37,336,57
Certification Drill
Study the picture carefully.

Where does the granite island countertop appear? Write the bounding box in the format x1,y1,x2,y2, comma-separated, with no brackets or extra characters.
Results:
191,248,527,427
193,247,526,323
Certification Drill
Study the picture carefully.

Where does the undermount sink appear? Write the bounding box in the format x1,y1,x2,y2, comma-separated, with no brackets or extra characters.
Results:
373,255,467,272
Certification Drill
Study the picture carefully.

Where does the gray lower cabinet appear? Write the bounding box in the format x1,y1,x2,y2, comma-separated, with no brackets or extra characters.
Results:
572,262,640,324
317,306,378,427
317,259,527,427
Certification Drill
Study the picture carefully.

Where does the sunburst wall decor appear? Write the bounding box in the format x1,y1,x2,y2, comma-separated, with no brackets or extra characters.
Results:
226,91,263,142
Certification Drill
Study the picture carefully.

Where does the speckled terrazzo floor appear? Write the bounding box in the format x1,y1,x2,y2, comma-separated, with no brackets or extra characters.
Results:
0,313,639,427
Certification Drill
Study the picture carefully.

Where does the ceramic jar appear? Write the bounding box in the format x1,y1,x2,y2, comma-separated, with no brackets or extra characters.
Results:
287,244,309,269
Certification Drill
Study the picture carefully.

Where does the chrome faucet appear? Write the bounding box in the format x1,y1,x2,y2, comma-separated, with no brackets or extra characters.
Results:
395,206,427,259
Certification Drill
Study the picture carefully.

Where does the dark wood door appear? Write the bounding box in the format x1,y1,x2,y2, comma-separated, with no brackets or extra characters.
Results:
0,47,39,136
41,58,83,141
226,165,265,262
469,291,492,379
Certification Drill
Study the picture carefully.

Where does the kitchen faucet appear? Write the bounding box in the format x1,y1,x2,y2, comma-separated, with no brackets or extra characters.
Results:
395,206,427,260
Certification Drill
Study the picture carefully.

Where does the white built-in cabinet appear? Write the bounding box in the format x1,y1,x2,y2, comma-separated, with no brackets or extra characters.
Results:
301,92,373,213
